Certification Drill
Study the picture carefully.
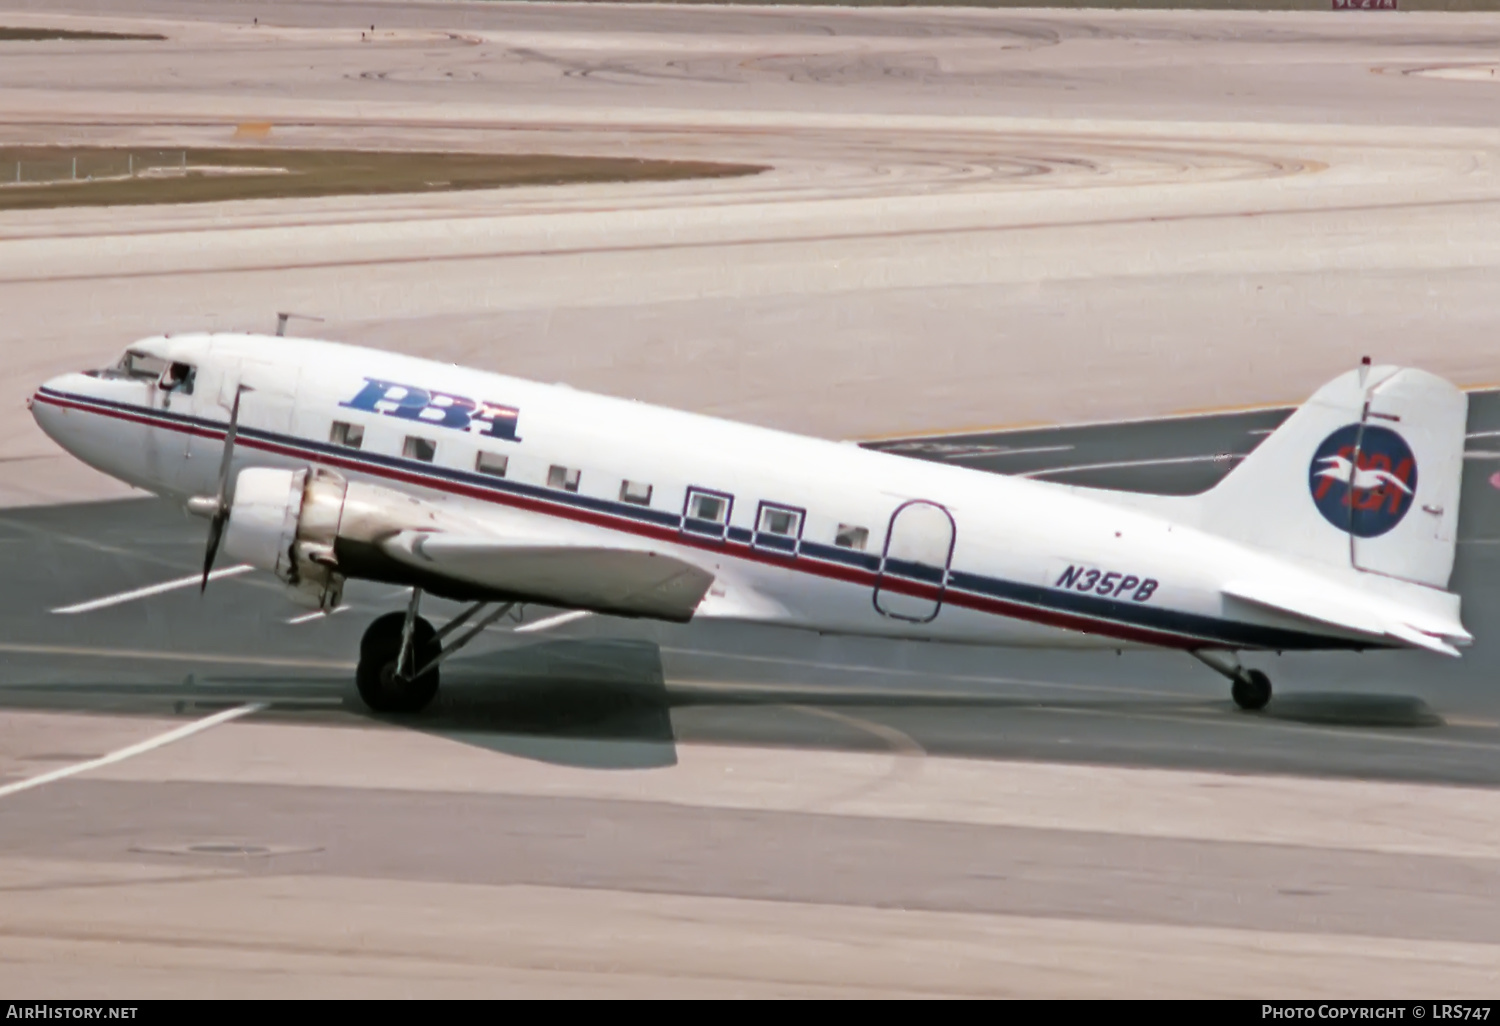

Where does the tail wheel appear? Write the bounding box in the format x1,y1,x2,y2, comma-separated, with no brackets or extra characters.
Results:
1231,669,1272,711
356,611,441,713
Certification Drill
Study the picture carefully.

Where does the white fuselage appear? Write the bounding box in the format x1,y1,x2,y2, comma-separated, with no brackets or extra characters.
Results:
30,333,1374,654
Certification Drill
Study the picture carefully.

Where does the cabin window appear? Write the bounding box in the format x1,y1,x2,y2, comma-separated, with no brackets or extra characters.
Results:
754,502,804,555
330,421,364,449
687,490,728,524
404,436,436,463
620,480,653,506
548,465,581,493
835,524,869,551
683,487,733,539
758,505,801,537
476,451,508,477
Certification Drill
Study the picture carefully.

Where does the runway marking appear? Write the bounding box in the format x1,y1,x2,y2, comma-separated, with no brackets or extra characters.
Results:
0,516,204,573
937,445,1075,461
51,565,254,614
859,388,1500,445
856,420,1057,442
858,396,1303,442
786,705,927,810
0,703,263,800
1446,717,1500,728
873,442,1075,460
513,610,594,634
0,642,353,670
1016,454,1244,478
790,704,927,758
285,606,349,625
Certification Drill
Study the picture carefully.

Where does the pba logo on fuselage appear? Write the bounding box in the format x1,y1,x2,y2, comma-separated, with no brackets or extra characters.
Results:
1307,424,1417,538
341,378,521,441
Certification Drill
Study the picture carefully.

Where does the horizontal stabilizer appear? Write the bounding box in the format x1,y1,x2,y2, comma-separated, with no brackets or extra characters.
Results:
381,530,715,622
1383,621,1464,659
1223,578,1469,657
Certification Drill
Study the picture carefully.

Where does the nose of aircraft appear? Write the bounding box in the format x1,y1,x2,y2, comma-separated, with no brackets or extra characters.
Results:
30,371,104,446
31,373,66,436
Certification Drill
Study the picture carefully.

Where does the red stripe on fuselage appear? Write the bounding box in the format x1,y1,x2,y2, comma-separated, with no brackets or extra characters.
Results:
34,390,1242,651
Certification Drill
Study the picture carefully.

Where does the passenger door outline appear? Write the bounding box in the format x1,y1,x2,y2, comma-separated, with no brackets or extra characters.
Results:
873,499,956,623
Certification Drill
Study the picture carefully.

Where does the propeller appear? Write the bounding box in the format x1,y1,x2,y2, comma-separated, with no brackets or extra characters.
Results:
200,385,247,592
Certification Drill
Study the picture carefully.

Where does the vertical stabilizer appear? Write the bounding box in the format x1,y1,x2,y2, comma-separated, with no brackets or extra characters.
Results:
1194,364,1466,590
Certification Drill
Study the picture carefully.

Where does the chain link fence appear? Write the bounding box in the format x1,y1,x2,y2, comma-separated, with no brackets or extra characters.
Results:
4,150,188,187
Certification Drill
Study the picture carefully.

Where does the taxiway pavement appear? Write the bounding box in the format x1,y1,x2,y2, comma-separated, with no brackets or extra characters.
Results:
2,1,1499,998
3,401,1500,996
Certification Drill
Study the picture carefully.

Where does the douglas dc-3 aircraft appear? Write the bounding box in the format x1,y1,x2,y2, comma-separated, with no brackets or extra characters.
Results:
29,334,1473,713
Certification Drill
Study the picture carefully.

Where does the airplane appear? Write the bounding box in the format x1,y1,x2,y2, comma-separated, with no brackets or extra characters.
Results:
28,333,1473,714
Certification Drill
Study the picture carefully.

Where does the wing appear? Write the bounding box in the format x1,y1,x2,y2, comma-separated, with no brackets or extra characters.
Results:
379,530,715,621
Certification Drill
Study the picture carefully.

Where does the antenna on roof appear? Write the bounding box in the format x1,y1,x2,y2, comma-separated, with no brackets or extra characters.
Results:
1358,354,1371,389
275,312,325,337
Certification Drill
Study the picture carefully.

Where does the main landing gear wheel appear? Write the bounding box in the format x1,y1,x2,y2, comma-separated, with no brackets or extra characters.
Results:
1231,669,1273,712
356,611,442,714
1191,651,1273,713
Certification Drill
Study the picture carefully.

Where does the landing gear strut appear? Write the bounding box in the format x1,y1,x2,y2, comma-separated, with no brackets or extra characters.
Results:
1191,650,1272,711
354,589,515,714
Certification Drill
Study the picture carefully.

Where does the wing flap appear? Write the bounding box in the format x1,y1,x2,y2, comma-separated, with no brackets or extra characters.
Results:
382,530,715,622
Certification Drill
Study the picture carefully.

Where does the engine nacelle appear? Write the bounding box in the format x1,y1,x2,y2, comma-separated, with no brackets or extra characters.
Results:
223,467,347,611
222,466,460,610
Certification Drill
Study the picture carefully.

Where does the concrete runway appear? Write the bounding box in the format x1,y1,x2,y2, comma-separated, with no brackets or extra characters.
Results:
2,0,1500,998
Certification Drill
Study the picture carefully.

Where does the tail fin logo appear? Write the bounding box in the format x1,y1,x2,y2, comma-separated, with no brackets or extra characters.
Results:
1308,424,1418,538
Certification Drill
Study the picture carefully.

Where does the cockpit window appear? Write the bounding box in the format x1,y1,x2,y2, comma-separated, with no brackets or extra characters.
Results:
117,350,168,380
93,351,196,393
160,361,195,395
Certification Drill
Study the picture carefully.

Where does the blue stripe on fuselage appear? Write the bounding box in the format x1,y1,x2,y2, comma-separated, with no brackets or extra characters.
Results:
34,387,1372,652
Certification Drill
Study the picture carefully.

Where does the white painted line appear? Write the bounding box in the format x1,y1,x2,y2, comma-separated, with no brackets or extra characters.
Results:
859,386,1500,446
513,610,594,634
875,442,1073,459
855,406,1294,444
51,564,255,614
0,641,351,669
0,703,264,800
1017,454,1244,478
286,606,349,625
936,445,1075,461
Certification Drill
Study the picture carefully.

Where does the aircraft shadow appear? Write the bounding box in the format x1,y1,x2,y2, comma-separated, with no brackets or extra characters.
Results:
414,638,678,770
1256,692,1444,728
0,639,1456,777
662,683,1445,727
